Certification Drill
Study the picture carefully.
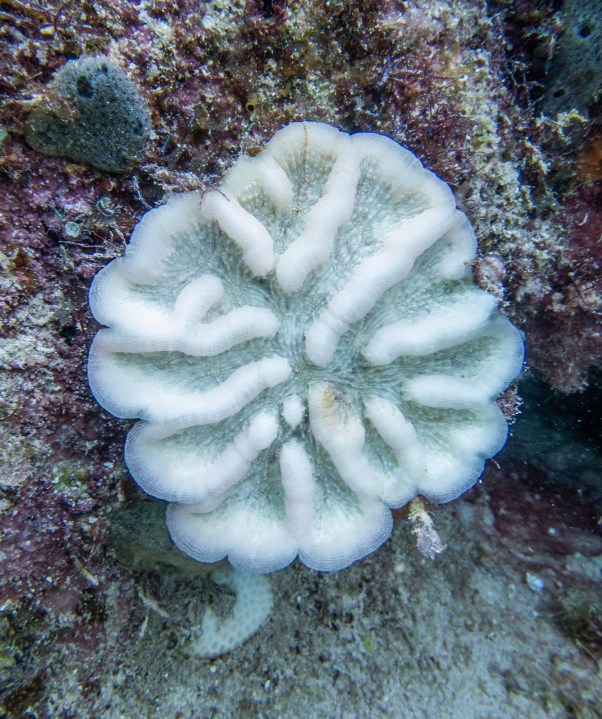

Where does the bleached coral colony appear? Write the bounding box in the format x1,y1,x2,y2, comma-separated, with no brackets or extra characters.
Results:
88,122,524,573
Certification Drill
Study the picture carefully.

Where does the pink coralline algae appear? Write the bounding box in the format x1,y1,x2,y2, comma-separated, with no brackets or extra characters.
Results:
0,0,600,715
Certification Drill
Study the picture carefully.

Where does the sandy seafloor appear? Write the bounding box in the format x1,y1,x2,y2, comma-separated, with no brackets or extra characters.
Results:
43,477,602,719
39,379,602,719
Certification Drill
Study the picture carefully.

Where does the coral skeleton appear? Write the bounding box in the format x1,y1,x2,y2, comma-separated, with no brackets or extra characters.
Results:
87,122,524,573
184,566,273,659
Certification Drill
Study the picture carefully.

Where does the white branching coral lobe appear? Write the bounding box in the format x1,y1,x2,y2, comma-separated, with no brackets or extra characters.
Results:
87,122,524,573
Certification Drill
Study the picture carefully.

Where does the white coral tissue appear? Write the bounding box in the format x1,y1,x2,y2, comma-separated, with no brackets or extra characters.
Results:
88,121,524,573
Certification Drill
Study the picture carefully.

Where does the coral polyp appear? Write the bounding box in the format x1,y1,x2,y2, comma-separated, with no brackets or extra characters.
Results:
87,121,524,573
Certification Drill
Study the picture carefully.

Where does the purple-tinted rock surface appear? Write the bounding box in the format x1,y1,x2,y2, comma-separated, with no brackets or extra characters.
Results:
0,0,600,716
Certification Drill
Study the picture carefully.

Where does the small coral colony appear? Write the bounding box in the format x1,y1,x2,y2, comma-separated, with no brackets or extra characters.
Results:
87,121,523,573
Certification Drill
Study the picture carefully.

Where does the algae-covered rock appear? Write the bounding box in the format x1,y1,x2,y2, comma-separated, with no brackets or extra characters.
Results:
107,499,217,577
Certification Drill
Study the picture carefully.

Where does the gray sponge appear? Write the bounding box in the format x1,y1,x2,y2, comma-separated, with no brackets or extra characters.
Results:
543,0,602,116
25,56,151,172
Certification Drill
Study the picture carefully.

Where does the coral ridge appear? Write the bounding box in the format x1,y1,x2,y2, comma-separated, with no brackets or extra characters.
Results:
87,121,524,573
